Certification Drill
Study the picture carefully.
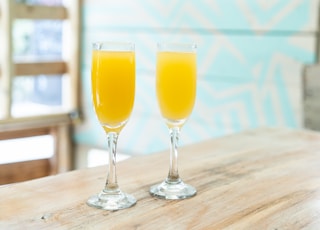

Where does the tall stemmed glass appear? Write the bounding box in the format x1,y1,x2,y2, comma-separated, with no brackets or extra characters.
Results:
87,42,136,210
150,42,197,199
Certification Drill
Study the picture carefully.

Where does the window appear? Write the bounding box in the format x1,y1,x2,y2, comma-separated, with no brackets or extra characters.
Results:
0,0,81,183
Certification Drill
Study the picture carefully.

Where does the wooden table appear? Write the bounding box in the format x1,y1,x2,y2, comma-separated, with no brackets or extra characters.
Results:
1,127,320,229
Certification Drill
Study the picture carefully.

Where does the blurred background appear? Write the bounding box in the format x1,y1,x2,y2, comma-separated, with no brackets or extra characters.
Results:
0,0,319,184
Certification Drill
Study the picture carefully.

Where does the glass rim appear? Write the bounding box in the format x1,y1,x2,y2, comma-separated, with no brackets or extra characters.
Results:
92,41,135,51
157,42,197,52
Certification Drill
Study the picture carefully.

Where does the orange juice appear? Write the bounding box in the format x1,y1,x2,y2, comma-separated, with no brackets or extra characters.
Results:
156,51,196,125
91,50,135,132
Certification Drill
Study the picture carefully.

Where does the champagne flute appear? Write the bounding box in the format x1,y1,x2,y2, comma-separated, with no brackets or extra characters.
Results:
87,42,136,210
150,42,197,199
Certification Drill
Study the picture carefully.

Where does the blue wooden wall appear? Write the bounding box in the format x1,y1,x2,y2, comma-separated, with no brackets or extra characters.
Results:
75,0,318,155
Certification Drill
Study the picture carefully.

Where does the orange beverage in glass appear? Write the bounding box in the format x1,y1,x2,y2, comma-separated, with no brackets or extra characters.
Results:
87,42,136,210
156,51,196,126
91,49,135,133
150,42,197,200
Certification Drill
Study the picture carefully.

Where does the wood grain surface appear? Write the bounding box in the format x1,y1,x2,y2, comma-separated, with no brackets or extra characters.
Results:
1,127,320,229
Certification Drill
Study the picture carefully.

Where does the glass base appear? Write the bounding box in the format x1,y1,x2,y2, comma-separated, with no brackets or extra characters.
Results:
87,190,136,211
149,179,196,200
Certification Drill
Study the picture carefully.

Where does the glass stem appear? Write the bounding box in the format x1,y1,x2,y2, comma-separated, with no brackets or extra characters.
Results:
167,127,181,183
103,132,120,194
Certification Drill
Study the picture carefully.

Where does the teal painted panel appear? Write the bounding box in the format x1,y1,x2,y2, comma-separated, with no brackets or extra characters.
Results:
82,32,316,79
83,0,318,31
75,0,318,154
75,67,305,154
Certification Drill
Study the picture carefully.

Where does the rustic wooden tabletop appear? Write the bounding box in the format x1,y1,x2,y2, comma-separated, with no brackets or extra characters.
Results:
1,127,320,229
